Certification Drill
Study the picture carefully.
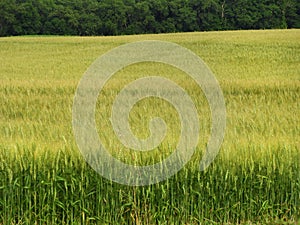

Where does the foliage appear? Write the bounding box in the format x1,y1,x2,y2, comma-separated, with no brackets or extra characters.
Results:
0,0,299,36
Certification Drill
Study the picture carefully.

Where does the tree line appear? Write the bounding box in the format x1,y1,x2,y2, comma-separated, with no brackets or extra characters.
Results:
0,0,299,37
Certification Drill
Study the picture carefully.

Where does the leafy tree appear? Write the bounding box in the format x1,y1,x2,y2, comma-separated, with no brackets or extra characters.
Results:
257,0,286,29
191,0,223,31
282,0,300,28
0,0,17,36
44,3,75,35
0,0,299,36
97,0,127,35
17,0,42,34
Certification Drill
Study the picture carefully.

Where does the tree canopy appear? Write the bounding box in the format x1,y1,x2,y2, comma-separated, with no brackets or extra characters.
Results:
0,0,299,36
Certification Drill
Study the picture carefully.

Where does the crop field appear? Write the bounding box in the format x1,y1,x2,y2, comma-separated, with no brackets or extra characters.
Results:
0,30,299,224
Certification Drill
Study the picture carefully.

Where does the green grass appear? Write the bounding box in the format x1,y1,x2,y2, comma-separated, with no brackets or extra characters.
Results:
0,29,299,224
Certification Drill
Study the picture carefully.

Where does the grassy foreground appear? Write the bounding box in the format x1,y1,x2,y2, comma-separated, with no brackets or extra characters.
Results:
0,30,299,224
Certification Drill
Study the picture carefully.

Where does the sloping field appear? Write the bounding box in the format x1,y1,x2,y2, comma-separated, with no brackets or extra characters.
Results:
0,30,299,224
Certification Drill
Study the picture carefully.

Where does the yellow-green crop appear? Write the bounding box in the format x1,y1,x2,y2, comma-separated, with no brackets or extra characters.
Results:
0,30,299,224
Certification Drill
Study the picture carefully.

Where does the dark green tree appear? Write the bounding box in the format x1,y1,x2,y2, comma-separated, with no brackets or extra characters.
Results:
0,0,17,36
191,0,223,31
0,0,299,36
282,0,300,28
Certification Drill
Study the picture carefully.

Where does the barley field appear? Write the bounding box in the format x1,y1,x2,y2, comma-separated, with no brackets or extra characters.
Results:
0,30,299,224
